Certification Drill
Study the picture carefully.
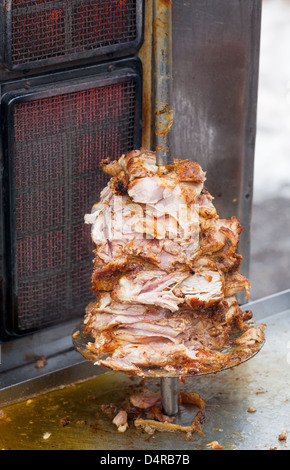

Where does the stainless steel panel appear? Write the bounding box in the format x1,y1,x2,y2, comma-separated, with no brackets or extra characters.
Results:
171,0,262,277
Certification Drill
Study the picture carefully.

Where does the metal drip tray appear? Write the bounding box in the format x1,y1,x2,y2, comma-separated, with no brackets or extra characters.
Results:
0,290,289,450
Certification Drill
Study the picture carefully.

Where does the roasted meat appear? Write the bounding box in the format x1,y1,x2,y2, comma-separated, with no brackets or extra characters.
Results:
83,148,265,375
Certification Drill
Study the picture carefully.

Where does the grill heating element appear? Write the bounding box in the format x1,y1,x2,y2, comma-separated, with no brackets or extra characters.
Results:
1,0,143,70
14,82,137,331
0,0,144,339
1,61,142,335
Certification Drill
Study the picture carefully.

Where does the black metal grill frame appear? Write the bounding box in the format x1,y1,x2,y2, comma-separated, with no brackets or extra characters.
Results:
0,57,142,338
0,0,144,72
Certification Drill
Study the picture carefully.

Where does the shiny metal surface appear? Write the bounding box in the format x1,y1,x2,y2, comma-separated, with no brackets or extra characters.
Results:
160,377,179,416
171,0,262,279
0,318,103,406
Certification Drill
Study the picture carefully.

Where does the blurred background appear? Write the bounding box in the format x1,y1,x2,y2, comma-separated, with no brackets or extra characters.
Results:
249,0,290,299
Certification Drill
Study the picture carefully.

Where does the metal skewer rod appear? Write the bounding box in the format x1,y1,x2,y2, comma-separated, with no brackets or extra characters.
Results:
153,0,174,166
160,377,179,416
153,0,178,416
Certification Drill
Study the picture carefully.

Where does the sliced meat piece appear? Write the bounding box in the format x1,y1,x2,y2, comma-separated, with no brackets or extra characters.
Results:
211,252,243,273
91,253,156,292
124,238,199,271
91,256,129,291
100,158,123,177
95,342,199,373
114,269,188,311
234,325,266,346
117,150,206,184
179,181,204,205
128,176,165,204
95,241,124,264
156,158,206,184
113,323,184,345
86,293,166,317
114,268,224,311
222,296,240,322
84,202,110,244
86,313,166,331
119,148,158,179
200,216,242,255
144,406,176,423
174,158,206,183
128,168,204,207
180,270,224,307
224,271,251,299
129,389,161,409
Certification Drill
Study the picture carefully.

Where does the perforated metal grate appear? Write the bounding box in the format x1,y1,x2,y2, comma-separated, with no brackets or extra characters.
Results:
7,0,139,68
11,79,137,331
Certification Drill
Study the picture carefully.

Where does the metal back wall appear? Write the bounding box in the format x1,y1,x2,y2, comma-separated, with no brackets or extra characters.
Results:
170,0,261,278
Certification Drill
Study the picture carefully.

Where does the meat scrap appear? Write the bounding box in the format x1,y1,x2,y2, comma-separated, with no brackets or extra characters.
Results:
35,356,47,369
134,390,206,436
84,149,265,375
247,406,256,413
206,441,223,450
60,417,70,427
112,410,128,433
129,388,161,409
100,403,117,415
101,388,206,435
278,430,287,441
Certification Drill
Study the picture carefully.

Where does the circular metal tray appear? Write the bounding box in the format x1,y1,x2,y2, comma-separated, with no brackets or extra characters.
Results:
72,320,265,378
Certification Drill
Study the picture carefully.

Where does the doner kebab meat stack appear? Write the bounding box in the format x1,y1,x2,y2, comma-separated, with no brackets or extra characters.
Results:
83,148,265,375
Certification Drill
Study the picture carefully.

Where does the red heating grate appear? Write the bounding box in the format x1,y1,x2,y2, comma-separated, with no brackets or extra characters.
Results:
6,0,140,69
10,78,138,331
